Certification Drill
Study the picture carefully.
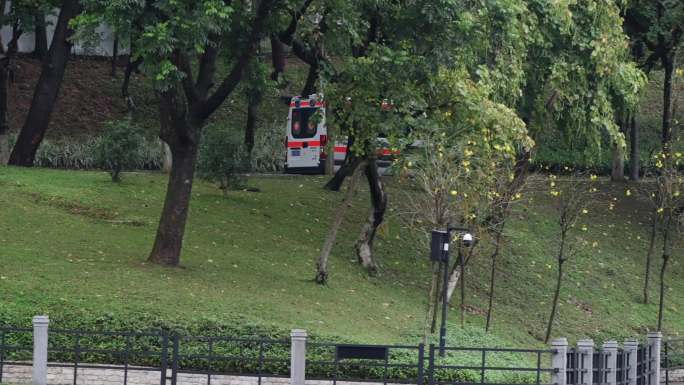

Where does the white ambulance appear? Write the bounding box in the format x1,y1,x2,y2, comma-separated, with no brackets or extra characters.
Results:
284,94,399,174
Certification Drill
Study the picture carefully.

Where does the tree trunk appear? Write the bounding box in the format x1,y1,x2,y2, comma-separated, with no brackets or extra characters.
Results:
148,102,200,266
423,260,441,345
661,56,675,152
643,210,657,304
629,115,639,181
122,56,143,112
658,253,670,331
301,62,319,97
8,0,80,166
485,227,504,332
324,136,359,191
0,55,8,164
269,35,286,81
545,259,564,343
315,162,362,284
111,34,119,77
33,11,48,61
611,118,625,181
245,92,261,155
354,158,386,275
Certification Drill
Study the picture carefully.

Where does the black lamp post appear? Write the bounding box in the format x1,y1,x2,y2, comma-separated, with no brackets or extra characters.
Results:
430,225,474,357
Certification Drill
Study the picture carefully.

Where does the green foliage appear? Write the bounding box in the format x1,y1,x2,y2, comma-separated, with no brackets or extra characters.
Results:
95,120,146,182
198,124,249,192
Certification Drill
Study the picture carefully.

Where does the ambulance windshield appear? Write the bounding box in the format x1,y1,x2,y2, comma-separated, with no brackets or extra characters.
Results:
291,108,318,139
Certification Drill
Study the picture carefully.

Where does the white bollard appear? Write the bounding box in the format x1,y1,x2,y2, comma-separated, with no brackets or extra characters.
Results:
578,339,595,385
32,315,50,385
648,332,662,385
290,329,307,385
603,341,619,385
624,339,639,385
552,338,569,385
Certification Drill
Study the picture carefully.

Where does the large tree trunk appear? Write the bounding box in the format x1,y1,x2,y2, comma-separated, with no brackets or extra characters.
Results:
269,35,286,81
148,94,200,266
354,158,386,275
33,11,48,61
629,115,639,181
0,55,9,164
643,210,657,304
315,162,362,284
301,62,319,97
8,0,80,166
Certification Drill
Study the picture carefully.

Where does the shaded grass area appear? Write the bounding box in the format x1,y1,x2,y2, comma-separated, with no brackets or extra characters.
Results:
0,168,682,353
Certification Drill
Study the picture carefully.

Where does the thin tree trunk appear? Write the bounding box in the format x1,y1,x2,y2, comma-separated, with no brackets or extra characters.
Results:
8,0,81,166
430,263,443,333
0,55,9,164
661,56,675,152
245,92,261,155
122,56,143,112
611,118,626,181
545,234,566,344
111,34,119,77
315,163,362,284
301,62,319,97
644,210,657,304
355,158,386,275
657,216,671,331
423,260,441,345
269,35,286,81
485,227,504,332
545,259,564,343
33,11,48,61
629,115,639,181
324,136,359,191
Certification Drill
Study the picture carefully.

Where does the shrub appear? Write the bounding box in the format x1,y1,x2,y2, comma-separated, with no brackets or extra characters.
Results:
198,124,250,192
250,123,285,173
95,120,146,182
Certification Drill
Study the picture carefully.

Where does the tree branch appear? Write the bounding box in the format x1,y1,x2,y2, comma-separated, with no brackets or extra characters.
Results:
195,38,220,99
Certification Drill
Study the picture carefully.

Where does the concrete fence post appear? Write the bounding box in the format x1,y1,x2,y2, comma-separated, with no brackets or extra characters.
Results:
291,329,307,385
624,339,639,385
647,332,662,385
552,338,568,385
32,315,50,385
578,339,595,385
603,341,618,385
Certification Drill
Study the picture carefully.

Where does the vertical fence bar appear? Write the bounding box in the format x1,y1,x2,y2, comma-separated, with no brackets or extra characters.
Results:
207,338,213,385
625,340,638,385
171,335,180,385
124,334,131,385
480,350,486,384
290,330,307,385
32,316,49,385
417,344,425,385
258,340,264,385
428,344,435,385
648,332,662,385
604,341,618,385
0,329,5,384
537,351,542,385
73,334,81,385
160,332,169,385
552,338,569,385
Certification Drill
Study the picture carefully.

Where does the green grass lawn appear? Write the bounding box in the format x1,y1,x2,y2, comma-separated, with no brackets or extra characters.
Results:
0,167,682,349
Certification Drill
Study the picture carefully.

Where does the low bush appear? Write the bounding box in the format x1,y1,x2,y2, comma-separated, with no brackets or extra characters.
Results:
198,124,250,192
95,120,147,182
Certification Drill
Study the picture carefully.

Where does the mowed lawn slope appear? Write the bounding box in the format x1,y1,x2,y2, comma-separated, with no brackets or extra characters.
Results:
0,167,682,347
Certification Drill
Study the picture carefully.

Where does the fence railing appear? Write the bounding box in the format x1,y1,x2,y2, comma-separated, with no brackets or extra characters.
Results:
663,339,684,385
0,317,668,385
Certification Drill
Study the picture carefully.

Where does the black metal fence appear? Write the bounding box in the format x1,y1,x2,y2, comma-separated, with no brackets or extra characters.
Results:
427,345,555,385
663,339,684,385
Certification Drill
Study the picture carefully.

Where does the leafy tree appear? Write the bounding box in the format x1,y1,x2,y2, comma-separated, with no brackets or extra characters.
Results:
198,125,249,193
95,120,145,182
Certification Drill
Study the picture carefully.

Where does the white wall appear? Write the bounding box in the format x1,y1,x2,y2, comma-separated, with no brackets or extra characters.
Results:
1,1,123,57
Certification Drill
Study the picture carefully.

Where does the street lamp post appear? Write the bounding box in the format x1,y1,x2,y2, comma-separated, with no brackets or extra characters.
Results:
431,225,474,357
